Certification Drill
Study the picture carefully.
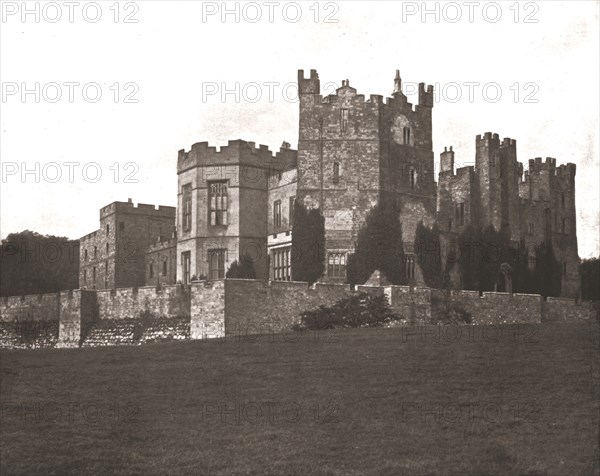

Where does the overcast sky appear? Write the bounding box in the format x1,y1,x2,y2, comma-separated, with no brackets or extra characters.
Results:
1,1,598,258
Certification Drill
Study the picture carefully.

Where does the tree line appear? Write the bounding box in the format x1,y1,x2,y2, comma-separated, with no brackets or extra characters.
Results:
1,231,79,296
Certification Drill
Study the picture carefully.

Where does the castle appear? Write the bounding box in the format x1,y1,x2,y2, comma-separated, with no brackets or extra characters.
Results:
79,69,581,298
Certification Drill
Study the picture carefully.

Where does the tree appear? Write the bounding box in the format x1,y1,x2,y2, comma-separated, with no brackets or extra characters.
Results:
456,224,482,291
1,230,79,296
456,225,534,293
580,258,599,301
346,201,407,285
225,258,256,279
533,241,562,297
414,221,442,288
511,239,536,294
291,199,325,284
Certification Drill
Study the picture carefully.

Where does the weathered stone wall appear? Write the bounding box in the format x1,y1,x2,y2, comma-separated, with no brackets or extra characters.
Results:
95,284,190,321
224,278,384,336
543,297,599,322
1,293,60,322
145,237,177,286
57,290,98,348
430,289,544,324
190,280,225,339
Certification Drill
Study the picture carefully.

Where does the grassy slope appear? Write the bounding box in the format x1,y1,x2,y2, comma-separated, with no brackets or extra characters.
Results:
1,322,599,476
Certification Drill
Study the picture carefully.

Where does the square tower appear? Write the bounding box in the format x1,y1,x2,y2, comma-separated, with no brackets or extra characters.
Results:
176,140,297,282
79,199,176,289
296,69,436,282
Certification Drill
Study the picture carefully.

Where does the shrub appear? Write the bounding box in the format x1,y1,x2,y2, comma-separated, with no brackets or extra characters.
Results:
414,221,442,288
580,258,600,301
295,293,403,330
291,200,325,284
432,293,472,324
226,258,256,279
346,202,407,285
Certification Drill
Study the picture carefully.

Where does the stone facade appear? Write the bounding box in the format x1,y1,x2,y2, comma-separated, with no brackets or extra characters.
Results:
80,199,176,290
296,70,437,283
438,136,581,297
176,140,297,283
145,233,177,286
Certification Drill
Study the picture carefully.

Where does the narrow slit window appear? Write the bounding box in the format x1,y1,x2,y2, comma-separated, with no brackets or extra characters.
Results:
340,109,349,132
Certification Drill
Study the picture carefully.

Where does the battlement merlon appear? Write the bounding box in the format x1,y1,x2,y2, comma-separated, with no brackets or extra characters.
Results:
418,82,434,108
177,139,298,173
298,69,320,96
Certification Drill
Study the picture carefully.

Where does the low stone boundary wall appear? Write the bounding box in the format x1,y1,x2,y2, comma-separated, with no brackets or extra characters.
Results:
223,280,384,336
543,297,599,322
1,279,597,349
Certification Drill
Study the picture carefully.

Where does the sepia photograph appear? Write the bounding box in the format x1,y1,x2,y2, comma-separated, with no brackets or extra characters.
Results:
1,1,599,474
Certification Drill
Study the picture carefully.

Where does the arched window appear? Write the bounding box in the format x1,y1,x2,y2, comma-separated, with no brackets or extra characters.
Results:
410,168,417,190
561,193,565,208
333,162,340,184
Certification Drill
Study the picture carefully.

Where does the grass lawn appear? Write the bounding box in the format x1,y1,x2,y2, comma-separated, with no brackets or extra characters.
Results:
1,322,599,475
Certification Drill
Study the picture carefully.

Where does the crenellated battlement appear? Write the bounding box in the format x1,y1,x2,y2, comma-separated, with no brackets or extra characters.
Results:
99,199,176,219
177,139,297,173
556,163,576,178
527,157,557,174
298,69,433,114
476,132,500,143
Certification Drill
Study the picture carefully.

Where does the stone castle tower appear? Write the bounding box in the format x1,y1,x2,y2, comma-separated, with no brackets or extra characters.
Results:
296,69,437,282
437,135,580,297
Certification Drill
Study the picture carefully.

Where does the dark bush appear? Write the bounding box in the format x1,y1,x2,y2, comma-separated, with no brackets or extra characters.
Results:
226,258,256,279
295,293,403,330
432,294,472,324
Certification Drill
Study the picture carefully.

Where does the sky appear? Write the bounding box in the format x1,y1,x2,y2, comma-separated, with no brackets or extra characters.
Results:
1,1,599,258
